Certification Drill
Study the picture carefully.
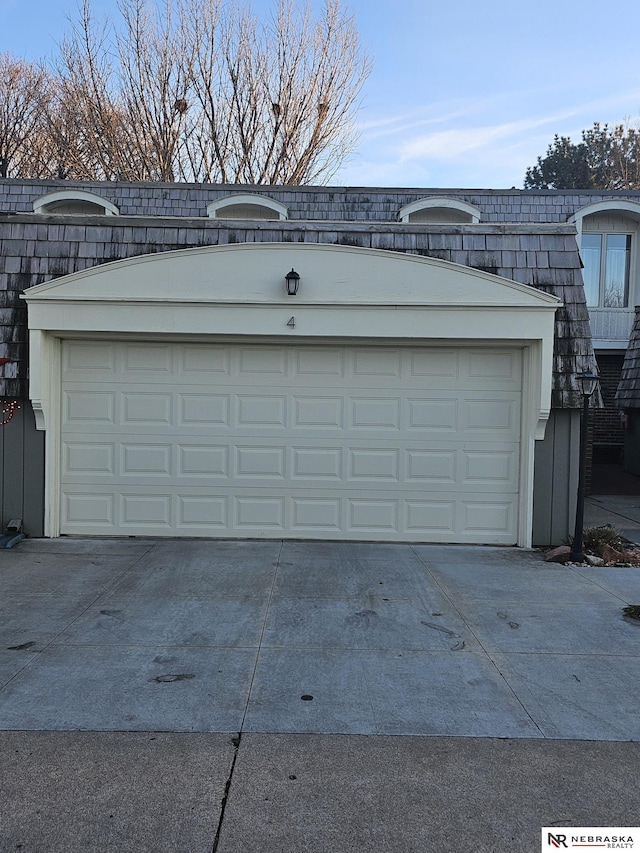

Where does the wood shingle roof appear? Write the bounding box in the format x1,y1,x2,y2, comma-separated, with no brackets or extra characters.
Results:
0,180,613,406
616,308,640,409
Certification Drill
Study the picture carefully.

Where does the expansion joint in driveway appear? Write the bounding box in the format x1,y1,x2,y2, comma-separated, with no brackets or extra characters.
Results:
212,731,242,853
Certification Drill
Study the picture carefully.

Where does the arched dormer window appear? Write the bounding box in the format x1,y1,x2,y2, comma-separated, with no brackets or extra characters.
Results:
569,200,640,309
33,190,119,216
207,194,288,221
398,197,481,224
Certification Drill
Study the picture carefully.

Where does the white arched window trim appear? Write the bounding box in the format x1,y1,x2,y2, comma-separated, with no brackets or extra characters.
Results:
568,199,640,235
207,194,288,220
570,199,640,319
33,190,119,216
398,197,481,223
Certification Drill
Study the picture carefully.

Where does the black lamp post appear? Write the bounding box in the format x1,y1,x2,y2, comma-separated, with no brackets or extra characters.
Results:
570,370,600,562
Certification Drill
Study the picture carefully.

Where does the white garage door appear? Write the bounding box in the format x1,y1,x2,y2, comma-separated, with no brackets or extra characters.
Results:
59,341,522,543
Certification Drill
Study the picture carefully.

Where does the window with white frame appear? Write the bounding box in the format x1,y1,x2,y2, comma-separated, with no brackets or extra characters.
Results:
581,232,631,307
571,202,640,311
580,211,639,309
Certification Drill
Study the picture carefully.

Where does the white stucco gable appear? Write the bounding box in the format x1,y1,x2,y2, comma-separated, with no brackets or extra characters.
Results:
24,241,559,429
24,241,558,308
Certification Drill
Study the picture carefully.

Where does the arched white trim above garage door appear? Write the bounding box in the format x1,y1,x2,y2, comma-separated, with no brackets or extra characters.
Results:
23,243,559,545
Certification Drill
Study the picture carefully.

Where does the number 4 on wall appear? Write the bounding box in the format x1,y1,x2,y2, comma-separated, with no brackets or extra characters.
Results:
287,316,295,328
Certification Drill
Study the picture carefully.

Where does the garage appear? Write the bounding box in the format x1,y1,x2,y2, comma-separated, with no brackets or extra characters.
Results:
24,242,558,545
59,340,522,542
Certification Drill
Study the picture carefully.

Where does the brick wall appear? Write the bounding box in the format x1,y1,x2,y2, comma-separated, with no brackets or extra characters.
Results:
592,353,625,462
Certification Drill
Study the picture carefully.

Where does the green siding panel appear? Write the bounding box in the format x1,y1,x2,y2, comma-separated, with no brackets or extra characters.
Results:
0,400,44,536
532,410,580,547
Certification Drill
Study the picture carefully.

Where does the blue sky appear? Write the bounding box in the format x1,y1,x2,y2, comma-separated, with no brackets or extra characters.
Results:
3,0,640,188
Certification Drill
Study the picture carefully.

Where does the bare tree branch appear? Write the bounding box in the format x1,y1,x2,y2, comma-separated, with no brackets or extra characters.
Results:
0,54,50,178
2,0,371,184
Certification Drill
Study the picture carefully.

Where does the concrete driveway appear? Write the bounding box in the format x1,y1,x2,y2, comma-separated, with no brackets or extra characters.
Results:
2,536,640,740
2,536,640,852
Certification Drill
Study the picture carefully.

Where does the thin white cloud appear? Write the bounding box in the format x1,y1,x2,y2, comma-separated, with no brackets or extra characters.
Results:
338,87,640,188
399,116,561,162
396,91,640,165
358,102,495,138
357,95,513,139
363,88,640,166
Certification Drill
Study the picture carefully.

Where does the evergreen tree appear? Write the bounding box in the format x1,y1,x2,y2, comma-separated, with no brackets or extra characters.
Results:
525,122,640,190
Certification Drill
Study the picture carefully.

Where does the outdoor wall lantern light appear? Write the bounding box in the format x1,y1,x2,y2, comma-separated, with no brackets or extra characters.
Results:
285,268,300,296
570,370,600,563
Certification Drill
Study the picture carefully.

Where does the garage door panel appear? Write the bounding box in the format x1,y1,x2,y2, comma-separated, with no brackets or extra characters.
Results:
406,450,457,483
63,340,117,375
409,349,459,380
63,440,518,492
237,395,287,427
122,393,172,425
239,346,287,376
293,348,346,378
462,500,514,534
180,344,230,375
235,496,285,528
348,448,400,482
463,349,521,389
64,441,116,475
292,447,343,479
60,342,522,543
64,491,116,527
459,394,520,438
407,398,458,431
121,443,172,476
177,495,228,527
348,498,399,532
64,391,115,426
293,396,344,429
352,348,402,378
462,449,517,487
178,445,229,477
123,343,173,373
291,498,342,531
179,394,230,426
121,493,172,526
235,445,286,479
405,500,456,533
60,486,520,542
349,397,401,430
120,343,175,372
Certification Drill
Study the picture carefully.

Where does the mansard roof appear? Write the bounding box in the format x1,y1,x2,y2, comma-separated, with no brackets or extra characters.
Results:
0,179,613,406
4,178,640,222
616,308,640,409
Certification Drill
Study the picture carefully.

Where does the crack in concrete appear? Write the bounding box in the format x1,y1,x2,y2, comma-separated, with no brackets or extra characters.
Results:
211,732,242,853
211,541,284,852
